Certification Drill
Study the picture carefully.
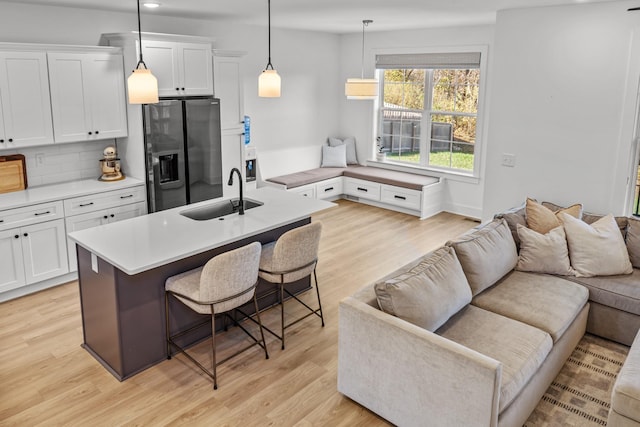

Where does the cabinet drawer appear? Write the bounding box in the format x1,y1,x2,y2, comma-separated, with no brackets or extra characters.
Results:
289,184,316,199
316,178,343,199
381,185,422,210
64,185,146,216
344,178,381,201
0,201,64,232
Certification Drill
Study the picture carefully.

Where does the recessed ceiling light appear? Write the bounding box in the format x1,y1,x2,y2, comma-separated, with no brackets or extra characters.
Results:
143,2,160,8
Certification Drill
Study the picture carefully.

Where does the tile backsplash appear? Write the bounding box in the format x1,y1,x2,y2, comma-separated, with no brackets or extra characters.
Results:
1,141,117,187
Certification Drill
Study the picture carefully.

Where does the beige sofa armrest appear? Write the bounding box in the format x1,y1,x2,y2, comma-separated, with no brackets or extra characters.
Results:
338,296,502,427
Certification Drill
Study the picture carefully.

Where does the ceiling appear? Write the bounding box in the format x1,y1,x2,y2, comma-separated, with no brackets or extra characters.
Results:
2,0,621,34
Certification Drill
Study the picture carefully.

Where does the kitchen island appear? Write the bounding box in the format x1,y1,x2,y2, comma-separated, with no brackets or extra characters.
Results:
69,187,335,380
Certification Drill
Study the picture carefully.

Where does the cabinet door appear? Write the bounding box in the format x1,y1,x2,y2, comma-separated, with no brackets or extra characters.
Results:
213,55,243,130
47,53,92,143
65,210,108,272
141,40,181,97
21,219,68,284
0,228,26,293
180,43,213,96
0,51,54,148
86,53,128,139
108,201,146,223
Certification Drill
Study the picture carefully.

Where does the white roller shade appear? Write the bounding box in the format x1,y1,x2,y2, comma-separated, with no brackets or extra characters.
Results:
376,52,481,69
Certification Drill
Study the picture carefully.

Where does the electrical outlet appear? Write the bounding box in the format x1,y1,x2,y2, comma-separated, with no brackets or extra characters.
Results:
35,153,45,166
501,153,516,167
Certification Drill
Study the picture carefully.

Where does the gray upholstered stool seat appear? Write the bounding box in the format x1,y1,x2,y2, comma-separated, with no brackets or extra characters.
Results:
258,221,324,350
165,241,268,390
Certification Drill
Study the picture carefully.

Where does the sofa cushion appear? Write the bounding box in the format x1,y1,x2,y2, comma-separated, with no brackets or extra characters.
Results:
447,219,518,296
266,166,353,189
374,246,472,331
626,217,640,268
472,270,589,342
610,331,640,422
560,213,633,277
564,269,640,316
516,224,574,276
526,198,582,234
437,304,553,413
343,166,439,191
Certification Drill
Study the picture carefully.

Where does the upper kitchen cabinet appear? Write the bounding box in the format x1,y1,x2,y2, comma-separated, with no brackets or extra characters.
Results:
213,51,245,131
0,51,54,149
48,50,128,143
142,40,213,97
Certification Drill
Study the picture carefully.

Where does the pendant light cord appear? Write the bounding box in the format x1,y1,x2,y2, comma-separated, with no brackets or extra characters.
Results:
265,0,274,70
136,0,147,70
360,20,372,79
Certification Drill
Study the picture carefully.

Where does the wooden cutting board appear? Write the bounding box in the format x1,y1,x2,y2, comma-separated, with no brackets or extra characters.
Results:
0,154,27,194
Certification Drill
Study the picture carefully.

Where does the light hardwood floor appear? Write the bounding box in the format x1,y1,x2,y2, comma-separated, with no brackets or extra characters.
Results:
0,199,477,426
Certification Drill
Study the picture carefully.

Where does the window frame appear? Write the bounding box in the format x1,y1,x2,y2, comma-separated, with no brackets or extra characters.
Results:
372,45,488,179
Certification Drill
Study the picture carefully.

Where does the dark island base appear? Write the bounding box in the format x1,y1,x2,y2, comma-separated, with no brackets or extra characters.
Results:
77,218,311,381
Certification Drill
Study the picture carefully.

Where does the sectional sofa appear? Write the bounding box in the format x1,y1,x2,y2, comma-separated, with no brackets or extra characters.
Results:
338,200,640,427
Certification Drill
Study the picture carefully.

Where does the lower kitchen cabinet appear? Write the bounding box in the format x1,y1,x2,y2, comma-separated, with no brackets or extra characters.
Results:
65,201,146,271
0,219,68,293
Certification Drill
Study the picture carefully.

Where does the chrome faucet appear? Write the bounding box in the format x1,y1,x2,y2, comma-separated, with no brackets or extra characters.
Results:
227,168,244,215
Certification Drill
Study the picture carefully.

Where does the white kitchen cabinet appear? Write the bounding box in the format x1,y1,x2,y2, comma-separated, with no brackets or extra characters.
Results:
214,51,247,197
64,186,146,271
0,50,54,149
0,219,68,293
142,40,213,97
48,51,128,143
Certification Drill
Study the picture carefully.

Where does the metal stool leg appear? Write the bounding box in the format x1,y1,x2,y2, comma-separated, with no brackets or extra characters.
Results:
210,304,218,390
165,292,172,359
253,294,269,360
280,279,286,350
314,269,324,327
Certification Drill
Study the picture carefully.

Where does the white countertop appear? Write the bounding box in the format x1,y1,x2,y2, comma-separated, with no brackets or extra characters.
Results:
69,187,336,275
0,177,145,211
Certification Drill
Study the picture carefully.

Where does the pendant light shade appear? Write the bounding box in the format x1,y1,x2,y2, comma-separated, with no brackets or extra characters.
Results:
345,20,378,100
259,69,281,97
259,0,281,98
128,0,158,104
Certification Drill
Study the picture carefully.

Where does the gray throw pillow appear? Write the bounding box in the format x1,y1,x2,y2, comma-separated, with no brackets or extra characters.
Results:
374,246,472,332
321,144,347,168
328,136,358,164
626,217,640,268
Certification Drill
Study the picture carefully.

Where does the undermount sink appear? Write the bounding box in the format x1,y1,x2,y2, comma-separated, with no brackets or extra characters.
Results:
180,198,263,220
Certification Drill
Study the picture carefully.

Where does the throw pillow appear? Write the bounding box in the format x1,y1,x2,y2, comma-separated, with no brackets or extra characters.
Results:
374,246,472,332
559,213,633,277
515,224,574,275
542,201,628,237
446,218,518,296
328,136,358,164
320,144,347,168
526,198,582,234
626,217,640,268
494,202,526,248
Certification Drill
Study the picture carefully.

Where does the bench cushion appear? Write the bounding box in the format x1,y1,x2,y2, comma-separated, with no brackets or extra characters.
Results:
343,167,439,191
437,304,553,413
564,269,640,316
472,270,589,343
266,166,356,189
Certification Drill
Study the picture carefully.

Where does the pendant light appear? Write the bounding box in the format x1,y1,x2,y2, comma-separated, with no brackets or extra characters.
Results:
127,0,158,104
258,0,281,97
345,20,378,100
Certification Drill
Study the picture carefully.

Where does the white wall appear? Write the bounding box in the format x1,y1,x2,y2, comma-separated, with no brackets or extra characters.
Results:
0,2,340,183
338,25,495,219
482,1,640,220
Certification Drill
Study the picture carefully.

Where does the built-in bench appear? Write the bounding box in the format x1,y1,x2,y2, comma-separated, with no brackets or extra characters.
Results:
263,165,444,219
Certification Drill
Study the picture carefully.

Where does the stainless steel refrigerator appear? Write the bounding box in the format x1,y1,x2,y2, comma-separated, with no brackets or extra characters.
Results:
143,97,223,213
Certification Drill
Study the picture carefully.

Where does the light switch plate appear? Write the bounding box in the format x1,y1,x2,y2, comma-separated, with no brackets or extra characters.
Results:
501,153,516,167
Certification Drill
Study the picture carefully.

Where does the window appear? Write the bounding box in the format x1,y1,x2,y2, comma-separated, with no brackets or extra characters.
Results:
376,51,482,174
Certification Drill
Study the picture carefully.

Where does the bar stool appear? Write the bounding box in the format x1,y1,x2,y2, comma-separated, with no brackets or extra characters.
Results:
258,221,324,350
165,241,268,390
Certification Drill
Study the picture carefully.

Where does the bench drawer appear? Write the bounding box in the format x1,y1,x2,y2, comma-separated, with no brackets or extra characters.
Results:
316,178,343,199
381,185,421,210
289,184,316,198
344,178,381,201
